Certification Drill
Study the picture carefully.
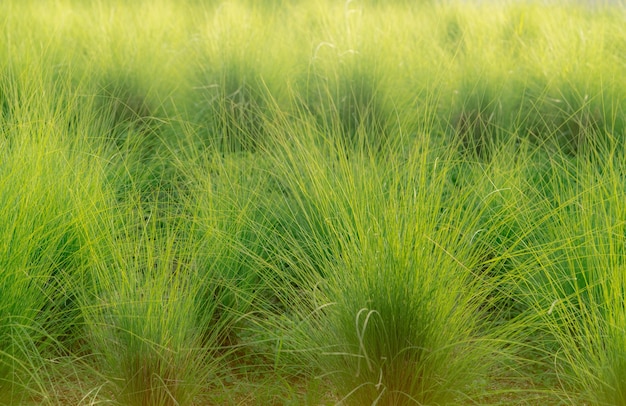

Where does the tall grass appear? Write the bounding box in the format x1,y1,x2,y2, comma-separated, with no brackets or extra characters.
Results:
505,142,626,405
0,74,106,404
0,125,71,404
258,114,526,404
77,196,223,406
1,0,626,403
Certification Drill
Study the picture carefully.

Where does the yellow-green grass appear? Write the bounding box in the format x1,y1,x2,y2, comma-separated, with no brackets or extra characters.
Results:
0,0,625,404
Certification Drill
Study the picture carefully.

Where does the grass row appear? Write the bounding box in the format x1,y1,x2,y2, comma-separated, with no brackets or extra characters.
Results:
1,0,626,404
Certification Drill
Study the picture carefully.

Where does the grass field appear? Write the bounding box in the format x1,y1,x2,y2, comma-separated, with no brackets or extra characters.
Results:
1,0,626,404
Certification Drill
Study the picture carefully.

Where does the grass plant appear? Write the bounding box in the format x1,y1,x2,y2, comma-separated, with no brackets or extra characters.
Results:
1,0,626,404
0,85,107,404
260,116,525,404
77,198,221,406
507,144,626,405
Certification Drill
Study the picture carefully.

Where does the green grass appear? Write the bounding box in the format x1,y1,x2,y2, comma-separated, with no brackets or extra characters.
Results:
1,0,626,404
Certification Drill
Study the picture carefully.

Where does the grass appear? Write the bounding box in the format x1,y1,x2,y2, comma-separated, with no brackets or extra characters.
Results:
268,134,502,404
1,0,626,404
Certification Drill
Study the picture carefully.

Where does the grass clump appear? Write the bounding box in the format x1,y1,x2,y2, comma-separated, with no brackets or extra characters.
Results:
507,146,626,405
303,51,392,152
0,91,105,403
262,120,517,404
77,196,225,406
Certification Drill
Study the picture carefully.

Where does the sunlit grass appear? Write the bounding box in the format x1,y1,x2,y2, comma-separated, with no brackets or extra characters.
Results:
0,0,625,403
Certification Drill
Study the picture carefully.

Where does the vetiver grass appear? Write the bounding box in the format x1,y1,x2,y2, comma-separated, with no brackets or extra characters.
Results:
1,0,626,404
254,109,536,404
0,117,71,405
0,65,107,403
503,141,626,405
77,194,226,406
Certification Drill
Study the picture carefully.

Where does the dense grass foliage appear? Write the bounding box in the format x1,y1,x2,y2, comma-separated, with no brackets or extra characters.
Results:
1,0,626,404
